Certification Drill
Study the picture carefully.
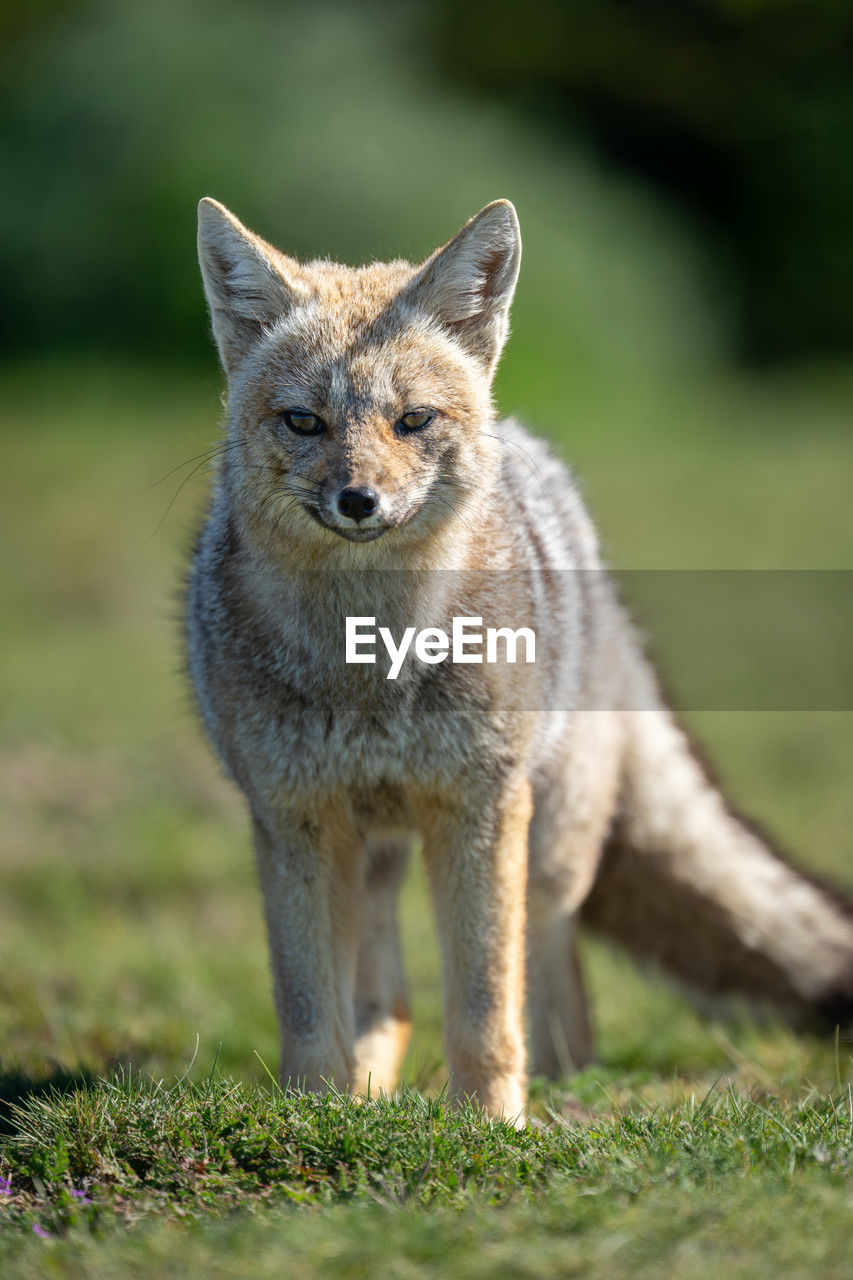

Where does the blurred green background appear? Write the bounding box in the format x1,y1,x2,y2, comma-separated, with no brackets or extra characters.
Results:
1,0,852,1099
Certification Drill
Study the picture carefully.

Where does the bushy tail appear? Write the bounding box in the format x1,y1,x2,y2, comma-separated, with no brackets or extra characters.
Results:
582,707,853,1030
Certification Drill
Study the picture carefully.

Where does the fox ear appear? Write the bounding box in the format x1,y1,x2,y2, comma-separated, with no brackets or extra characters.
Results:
407,200,521,374
197,198,305,374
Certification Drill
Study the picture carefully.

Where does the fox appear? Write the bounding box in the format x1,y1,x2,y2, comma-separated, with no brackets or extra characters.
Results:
187,196,853,1123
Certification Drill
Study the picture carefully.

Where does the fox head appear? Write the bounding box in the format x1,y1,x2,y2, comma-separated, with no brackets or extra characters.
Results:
197,198,521,559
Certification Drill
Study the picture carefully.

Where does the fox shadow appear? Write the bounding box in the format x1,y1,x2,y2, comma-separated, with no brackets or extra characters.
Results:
0,1063,99,1137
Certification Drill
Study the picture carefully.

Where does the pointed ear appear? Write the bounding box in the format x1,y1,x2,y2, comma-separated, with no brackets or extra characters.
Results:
405,200,521,374
197,198,306,374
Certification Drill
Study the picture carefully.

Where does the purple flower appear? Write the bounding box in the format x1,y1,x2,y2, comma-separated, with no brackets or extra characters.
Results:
32,1223,51,1239
0,1176,12,1195
70,1189,92,1205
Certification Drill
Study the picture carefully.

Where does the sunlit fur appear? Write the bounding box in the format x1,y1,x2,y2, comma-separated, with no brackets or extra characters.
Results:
198,197,509,571
188,199,853,1124
228,288,495,563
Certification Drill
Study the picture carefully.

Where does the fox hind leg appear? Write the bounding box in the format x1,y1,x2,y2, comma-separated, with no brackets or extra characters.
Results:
527,901,593,1078
527,717,625,1079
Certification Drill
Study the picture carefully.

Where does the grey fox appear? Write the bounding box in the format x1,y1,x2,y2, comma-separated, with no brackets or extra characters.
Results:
187,197,853,1122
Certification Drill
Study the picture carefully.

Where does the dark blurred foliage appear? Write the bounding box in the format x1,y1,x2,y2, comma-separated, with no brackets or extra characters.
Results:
433,0,853,362
2,0,852,364
1,0,502,365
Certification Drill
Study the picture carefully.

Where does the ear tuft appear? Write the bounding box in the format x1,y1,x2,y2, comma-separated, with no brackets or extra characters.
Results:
197,198,304,374
406,200,521,374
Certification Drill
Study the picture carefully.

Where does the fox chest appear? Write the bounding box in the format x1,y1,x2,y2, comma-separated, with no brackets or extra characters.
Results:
215,650,504,804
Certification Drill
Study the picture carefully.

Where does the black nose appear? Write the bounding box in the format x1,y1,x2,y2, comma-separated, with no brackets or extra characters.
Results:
337,486,378,523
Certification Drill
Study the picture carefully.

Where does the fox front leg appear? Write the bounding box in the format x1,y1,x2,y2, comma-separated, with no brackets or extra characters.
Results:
353,837,412,1096
251,806,362,1093
418,775,533,1125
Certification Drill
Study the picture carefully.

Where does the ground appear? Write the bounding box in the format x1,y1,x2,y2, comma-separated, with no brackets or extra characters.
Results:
1,356,851,1275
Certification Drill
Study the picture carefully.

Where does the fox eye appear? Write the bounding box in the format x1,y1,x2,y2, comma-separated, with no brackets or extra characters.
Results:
280,408,325,436
398,408,434,432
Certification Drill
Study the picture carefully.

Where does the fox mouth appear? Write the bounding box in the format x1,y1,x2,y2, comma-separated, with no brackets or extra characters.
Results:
331,526,389,542
301,503,390,542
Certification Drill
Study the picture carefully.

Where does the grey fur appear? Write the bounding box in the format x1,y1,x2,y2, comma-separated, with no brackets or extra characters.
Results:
187,198,853,1116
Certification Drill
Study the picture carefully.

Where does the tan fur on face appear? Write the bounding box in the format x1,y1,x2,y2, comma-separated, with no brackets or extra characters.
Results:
199,199,503,570
188,198,853,1123
232,305,494,565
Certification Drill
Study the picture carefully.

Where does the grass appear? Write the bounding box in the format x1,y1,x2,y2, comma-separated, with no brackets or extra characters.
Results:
1,359,852,1276
1,1073,853,1276
2,22,853,1262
